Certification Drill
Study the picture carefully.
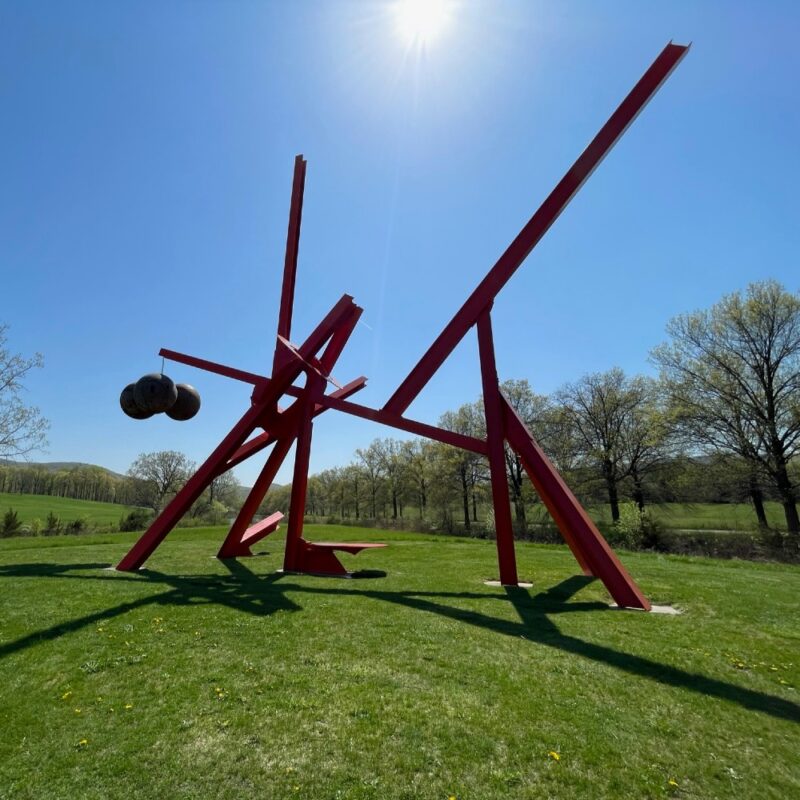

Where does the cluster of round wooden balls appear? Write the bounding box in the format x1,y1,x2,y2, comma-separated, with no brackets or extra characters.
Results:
120,374,201,421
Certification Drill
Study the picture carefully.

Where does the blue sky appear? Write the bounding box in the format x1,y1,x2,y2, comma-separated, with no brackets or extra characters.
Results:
2,1,798,486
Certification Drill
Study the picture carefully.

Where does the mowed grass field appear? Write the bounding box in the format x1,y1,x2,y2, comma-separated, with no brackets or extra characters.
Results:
0,493,140,526
1,525,798,799
0,491,788,532
589,501,788,531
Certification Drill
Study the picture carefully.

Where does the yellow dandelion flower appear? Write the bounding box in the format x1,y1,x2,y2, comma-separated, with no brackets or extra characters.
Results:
547,750,560,761
124,704,133,710
61,691,72,700
74,708,81,714
78,739,88,747
668,778,679,787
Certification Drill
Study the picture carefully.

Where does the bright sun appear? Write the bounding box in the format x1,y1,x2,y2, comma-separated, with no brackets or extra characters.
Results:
393,0,453,46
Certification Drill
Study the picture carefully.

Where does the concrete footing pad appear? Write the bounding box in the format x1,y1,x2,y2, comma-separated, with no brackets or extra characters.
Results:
484,580,533,588
610,603,681,615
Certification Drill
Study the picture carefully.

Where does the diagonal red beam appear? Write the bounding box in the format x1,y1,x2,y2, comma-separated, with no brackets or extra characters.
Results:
160,349,264,386
319,305,362,374
502,395,650,610
384,42,689,415
298,294,360,361
218,434,296,559
318,395,488,455
222,377,368,471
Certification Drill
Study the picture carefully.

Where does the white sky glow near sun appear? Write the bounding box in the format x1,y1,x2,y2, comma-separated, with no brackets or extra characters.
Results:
393,0,453,46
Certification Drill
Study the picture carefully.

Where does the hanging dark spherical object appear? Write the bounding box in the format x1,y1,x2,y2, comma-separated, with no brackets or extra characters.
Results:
166,383,201,421
133,373,178,414
120,383,154,419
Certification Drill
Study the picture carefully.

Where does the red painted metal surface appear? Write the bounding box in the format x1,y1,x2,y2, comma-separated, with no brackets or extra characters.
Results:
384,42,689,417
503,397,650,610
283,375,325,572
235,511,285,557
118,43,686,605
477,310,518,585
217,437,295,558
276,155,306,347
288,541,387,576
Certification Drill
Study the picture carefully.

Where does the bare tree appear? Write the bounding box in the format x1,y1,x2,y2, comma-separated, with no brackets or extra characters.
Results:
0,324,48,459
208,470,241,509
127,450,195,513
653,280,800,534
356,441,385,518
557,369,663,521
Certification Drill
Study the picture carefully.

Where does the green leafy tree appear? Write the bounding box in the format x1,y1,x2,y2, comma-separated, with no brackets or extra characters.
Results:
653,280,800,534
556,369,666,521
127,451,196,513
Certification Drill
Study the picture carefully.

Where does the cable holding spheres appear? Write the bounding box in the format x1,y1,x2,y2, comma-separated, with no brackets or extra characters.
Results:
120,383,154,419
166,383,201,421
133,373,179,414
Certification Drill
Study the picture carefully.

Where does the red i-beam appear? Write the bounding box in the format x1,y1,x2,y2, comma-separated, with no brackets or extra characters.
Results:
117,43,688,610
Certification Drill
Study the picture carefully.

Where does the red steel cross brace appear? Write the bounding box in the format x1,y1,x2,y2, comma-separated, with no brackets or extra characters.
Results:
117,43,689,608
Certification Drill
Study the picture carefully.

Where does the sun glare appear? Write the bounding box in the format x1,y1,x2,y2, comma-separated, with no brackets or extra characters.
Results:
393,0,453,46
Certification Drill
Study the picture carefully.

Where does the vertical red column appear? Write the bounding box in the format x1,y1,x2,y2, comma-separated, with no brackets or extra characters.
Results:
476,309,518,586
282,377,323,571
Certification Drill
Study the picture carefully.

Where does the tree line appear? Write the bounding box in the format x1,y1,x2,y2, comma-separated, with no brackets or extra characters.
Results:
1,281,797,542
0,464,139,505
262,281,800,538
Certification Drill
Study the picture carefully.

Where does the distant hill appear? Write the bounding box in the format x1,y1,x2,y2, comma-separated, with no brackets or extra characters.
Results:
0,460,128,480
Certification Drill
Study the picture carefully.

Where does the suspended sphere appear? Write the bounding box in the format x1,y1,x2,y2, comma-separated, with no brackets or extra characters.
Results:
120,383,153,419
166,383,201,421
133,373,178,414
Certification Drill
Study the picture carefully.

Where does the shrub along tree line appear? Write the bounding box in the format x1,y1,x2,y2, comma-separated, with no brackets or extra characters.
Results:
262,281,800,546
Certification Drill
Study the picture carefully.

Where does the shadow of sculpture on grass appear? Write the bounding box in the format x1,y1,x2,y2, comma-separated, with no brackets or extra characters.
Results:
0,561,797,725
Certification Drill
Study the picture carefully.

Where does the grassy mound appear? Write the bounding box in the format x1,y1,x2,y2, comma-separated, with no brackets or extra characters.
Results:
0,493,139,526
0,526,798,799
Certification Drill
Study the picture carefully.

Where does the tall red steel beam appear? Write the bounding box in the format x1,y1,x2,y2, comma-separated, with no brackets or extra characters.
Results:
384,42,689,416
283,375,327,572
276,154,307,350
502,397,650,610
476,309,518,585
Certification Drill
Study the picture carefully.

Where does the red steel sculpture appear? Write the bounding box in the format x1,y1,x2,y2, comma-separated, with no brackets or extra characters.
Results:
118,42,689,610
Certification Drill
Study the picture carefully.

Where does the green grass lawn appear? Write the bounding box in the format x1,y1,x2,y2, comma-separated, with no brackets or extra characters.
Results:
0,491,788,533
0,493,139,526
589,501,788,531
1,525,798,799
